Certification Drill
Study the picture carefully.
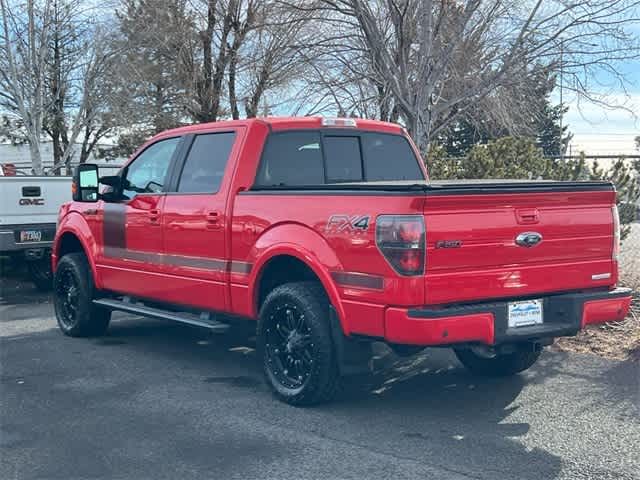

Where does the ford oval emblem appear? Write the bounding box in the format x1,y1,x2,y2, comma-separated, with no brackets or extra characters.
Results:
515,232,543,248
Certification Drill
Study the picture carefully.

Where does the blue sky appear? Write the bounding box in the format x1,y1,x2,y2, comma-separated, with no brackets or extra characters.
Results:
562,23,639,155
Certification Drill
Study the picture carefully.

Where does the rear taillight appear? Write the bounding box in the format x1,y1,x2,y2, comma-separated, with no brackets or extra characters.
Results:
376,215,425,276
612,205,620,261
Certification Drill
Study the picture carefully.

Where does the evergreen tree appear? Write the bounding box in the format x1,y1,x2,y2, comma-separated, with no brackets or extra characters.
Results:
436,119,500,158
115,0,195,133
533,86,572,157
434,69,571,158
427,137,638,239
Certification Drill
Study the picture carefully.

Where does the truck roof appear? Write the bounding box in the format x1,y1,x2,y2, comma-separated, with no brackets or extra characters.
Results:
152,117,405,139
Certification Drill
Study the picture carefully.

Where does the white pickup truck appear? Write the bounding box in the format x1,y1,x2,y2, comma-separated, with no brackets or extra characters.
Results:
0,174,71,289
0,163,121,289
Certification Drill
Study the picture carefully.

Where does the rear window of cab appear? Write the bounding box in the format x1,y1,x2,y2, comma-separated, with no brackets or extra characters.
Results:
254,130,424,187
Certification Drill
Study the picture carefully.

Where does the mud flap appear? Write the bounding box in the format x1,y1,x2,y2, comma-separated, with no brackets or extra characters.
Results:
329,305,372,375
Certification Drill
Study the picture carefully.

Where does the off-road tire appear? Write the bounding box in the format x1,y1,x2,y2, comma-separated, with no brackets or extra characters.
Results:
454,346,542,376
54,252,110,337
258,282,340,406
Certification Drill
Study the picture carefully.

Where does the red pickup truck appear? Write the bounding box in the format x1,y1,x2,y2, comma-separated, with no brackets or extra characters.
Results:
53,117,632,405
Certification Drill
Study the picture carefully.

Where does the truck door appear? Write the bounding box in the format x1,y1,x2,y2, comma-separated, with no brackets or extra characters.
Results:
160,130,239,312
98,136,181,299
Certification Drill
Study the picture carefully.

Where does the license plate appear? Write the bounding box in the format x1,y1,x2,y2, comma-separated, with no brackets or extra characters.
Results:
508,299,543,328
20,230,42,242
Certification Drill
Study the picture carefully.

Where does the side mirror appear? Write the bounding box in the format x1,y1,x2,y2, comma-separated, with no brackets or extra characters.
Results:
98,175,122,202
72,164,99,202
99,175,121,188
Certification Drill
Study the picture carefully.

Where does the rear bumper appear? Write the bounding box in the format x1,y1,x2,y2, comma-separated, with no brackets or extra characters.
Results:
385,288,632,347
0,223,56,254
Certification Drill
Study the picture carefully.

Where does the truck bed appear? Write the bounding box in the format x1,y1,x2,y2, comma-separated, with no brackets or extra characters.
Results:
246,178,617,306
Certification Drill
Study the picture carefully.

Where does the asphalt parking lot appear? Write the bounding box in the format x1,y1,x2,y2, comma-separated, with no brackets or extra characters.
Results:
1,274,639,480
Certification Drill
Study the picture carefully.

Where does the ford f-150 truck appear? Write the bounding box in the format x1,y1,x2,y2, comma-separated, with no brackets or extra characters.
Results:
52,117,632,405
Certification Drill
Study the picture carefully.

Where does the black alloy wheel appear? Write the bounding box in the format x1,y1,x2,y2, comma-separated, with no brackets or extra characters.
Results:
54,252,110,337
55,267,80,330
264,302,314,389
258,282,340,406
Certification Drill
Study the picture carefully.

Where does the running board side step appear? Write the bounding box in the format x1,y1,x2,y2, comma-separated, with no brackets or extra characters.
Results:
93,298,229,332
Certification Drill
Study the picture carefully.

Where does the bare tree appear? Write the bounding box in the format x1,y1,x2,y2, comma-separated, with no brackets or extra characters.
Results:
44,0,77,170
1,0,120,174
237,1,310,118
226,0,256,119
182,0,240,122
43,0,118,172
54,26,120,172
295,0,640,150
0,0,53,174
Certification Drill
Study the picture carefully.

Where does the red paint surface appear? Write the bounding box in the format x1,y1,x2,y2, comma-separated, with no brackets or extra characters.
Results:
581,297,631,327
385,308,495,345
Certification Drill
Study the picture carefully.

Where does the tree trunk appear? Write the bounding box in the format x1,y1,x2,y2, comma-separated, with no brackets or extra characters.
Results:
228,47,240,120
28,0,47,175
28,140,43,175
198,1,215,122
52,135,63,174
79,124,102,164
245,56,271,118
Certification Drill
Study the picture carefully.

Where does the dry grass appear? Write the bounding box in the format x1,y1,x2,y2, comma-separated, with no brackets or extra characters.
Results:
554,223,640,361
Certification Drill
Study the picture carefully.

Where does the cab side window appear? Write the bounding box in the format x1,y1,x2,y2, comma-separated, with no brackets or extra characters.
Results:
254,132,324,186
122,137,180,200
176,132,236,193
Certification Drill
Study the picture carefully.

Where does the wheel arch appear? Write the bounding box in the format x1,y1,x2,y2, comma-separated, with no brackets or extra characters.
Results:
247,224,348,334
54,213,100,287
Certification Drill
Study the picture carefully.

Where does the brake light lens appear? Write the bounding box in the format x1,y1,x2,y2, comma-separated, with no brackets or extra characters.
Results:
376,215,425,276
321,117,357,127
612,205,620,261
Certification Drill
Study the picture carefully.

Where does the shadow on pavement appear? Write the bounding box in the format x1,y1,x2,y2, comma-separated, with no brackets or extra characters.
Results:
0,263,50,306
84,318,564,479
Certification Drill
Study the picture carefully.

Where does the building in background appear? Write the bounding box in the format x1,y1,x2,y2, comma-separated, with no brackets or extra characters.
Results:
0,142,125,175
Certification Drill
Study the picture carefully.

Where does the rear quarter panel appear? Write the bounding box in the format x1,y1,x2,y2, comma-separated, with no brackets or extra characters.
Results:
230,193,426,336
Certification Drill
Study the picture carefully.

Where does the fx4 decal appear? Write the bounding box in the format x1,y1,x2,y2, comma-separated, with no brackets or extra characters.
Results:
326,214,371,233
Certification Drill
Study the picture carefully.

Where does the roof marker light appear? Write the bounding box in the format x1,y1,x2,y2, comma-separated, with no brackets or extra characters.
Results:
321,117,357,127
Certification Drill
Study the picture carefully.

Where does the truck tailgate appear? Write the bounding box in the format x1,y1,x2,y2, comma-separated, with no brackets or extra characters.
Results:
0,176,71,225
423,185,616,305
